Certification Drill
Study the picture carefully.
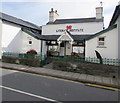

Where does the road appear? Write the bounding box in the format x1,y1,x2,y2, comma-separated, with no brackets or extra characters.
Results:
0,68,119,102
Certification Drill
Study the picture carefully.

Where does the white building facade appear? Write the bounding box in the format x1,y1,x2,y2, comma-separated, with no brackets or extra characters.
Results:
85,25,117,59
2,22,41,53
0,12,42,54
41,7,104,56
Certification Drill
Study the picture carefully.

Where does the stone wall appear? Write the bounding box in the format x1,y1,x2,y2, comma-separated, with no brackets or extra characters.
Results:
53,60,119,78
2,56,41,67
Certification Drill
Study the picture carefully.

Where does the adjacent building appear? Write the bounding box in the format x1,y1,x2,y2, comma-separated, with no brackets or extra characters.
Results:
0,18,2,59
0,12,42,55
85,3,120,60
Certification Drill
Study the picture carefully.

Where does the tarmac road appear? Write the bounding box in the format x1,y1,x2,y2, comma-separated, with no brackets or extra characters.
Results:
0,68,119,102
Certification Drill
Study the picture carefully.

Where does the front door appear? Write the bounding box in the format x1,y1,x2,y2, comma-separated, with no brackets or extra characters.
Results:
59,41,72,56
65,42,72,56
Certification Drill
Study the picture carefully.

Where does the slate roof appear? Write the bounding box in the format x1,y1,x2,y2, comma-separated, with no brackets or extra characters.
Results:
47,17,103,24
22,28,43,40
66,31,93,41
71,35,93,41
109,4,120,27
0,12,41,30
42,35,60,41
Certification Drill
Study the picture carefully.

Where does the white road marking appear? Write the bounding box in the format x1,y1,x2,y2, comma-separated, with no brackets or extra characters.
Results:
1,68,19,73
0,85,59,103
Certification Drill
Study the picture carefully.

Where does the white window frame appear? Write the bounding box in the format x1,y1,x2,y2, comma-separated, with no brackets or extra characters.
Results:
97,36,106,48
27,37,33,45
28,40,32,45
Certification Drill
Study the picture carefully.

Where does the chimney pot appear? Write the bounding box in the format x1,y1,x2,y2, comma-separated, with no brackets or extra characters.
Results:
51,8,53,11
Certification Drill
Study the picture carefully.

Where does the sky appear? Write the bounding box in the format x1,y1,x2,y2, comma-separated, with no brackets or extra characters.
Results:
0,0,120,28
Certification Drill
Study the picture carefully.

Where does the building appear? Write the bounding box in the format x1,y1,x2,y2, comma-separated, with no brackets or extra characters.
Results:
41,7,104,56
0,2,119,63
85,3,120,60
0,18,2,60
0,12,42,55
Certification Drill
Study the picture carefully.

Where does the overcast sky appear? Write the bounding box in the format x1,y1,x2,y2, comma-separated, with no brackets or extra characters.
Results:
0,0,120,28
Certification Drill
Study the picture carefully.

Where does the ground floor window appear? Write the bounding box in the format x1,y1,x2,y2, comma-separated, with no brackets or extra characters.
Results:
73,47,84,53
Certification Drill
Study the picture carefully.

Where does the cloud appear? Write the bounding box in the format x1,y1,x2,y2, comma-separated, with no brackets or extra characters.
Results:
1,0,120,28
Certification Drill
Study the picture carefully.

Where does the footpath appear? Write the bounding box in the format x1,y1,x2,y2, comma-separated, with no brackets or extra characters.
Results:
0,61,119,90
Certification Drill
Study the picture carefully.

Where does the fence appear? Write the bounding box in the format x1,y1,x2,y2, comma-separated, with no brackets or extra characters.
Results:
2,52,120,66
52,56,120,66
2,52,47,61
85,57,120,66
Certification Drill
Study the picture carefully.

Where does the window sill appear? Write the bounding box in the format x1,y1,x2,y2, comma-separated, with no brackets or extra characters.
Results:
27,44,32,46
97,46,107,48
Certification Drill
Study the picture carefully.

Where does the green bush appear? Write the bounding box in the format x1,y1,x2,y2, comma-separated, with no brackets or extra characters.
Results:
53,61,71,71
2,56,41,67
52,60,118,77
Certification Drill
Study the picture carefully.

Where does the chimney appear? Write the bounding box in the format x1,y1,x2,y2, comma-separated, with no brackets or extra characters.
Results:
118,1,120,5
49,8,59,22
96,7,103,19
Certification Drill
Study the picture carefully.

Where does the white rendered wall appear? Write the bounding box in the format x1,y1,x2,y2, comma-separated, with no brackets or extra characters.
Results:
0,20,2,59
21,32,41,53
2,22,40,54
85,28,117,59
117,15,120,59
2,22,21,53
42,22,103,35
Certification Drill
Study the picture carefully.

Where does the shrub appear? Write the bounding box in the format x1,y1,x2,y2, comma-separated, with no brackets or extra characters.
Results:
2,56,41,67
53,61,71,71
26,49,37,54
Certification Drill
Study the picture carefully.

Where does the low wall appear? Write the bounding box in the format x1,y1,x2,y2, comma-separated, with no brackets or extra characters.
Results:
53,60,119,78
2,56,41,67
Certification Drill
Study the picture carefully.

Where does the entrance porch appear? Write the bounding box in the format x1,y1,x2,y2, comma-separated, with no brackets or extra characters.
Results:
41,31,89,58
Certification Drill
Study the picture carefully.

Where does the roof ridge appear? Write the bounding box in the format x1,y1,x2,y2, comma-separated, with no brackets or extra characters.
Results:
0,12,40,30
55,17,96,21
109,4,120,26
0,12,20,19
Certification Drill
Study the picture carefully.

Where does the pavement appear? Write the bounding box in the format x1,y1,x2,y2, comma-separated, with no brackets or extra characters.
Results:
0,61,120,89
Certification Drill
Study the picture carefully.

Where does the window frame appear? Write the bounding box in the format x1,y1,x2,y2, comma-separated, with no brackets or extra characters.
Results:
97,36,106,48
28,40,32,45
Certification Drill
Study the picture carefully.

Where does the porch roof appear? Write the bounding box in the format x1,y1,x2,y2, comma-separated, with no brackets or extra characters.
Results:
71,35,93,41
41,34,93,41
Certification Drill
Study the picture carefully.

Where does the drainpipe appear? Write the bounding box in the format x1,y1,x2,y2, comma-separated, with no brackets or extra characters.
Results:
83,39,85,58
57,41,61,56
41,40,43,55
64,41,66,56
